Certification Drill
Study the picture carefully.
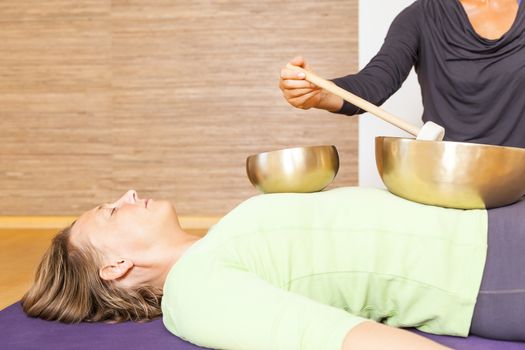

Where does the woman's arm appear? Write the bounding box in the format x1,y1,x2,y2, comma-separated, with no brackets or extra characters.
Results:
342,321,452,350
164,266,449,350
333,2,421,116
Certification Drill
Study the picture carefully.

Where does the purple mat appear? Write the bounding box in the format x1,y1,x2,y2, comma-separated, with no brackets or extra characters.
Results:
0,303,204,350
1,302,524,350
410,329,525,350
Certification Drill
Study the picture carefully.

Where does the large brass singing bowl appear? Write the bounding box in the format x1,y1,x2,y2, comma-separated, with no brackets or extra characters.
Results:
376,137,525,209
246,145,339,193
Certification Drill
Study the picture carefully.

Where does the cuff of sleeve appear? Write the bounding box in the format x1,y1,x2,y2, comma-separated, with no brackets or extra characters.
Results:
326,315,369,350
330,77,364,116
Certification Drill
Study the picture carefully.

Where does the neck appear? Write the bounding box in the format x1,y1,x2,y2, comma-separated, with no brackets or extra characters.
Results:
462,0,518,7
459,0,519,39
150,228,201,289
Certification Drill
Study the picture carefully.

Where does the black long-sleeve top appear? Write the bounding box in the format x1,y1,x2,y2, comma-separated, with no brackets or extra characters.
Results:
333,0,525,147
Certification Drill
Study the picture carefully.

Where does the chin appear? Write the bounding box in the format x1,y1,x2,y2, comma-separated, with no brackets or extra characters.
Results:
152,200,180,225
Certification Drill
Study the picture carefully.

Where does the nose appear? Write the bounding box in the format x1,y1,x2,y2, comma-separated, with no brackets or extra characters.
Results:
112,189,138,207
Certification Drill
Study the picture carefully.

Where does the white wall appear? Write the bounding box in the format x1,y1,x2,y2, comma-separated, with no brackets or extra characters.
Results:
358,0,423,187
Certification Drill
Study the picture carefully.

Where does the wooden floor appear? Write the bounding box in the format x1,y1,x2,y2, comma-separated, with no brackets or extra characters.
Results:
0,217,216,310
0,228,58,310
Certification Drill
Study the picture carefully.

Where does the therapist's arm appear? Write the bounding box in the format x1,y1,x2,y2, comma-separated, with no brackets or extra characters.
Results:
342,321,452,350
331,3,421,116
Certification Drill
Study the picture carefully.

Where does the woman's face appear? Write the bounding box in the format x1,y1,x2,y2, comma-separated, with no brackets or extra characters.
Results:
70,190,180,262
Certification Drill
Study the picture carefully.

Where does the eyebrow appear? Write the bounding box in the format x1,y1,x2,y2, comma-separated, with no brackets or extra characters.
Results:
95,204,113,221
95,205,106,219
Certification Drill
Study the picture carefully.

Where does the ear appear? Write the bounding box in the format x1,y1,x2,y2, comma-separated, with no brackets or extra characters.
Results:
99,259,134,281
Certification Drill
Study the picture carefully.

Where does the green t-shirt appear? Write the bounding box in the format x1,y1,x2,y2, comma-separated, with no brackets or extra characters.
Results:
162,187,488,350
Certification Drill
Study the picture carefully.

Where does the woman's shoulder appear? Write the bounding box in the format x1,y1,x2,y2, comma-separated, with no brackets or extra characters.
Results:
388,0,463,39
387,1,425,34
396,0,459,19
412,0,462,18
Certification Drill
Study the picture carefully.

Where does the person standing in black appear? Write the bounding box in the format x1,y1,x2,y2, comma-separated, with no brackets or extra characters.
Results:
280,0,525,147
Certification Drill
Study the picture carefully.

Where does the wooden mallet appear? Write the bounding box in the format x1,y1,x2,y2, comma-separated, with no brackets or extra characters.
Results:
287,65,445,141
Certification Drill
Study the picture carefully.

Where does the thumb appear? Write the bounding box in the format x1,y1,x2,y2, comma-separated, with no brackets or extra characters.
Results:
290,56,307,69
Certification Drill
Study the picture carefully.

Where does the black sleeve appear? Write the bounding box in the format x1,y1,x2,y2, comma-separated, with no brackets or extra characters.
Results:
332,2,421,115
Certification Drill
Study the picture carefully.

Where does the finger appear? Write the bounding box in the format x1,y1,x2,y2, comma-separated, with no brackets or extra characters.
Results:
279,80,314,92
291,56,311,71
290,90,322,109
287,61,315,76
290,56,305,68
286,63,306,74
288,89,322,109
280,79,317,90
303,60,311,71
284,87,321,99
280,67,306,80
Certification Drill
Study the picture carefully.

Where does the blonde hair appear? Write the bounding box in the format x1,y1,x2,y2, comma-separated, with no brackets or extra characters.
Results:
21,224,163,323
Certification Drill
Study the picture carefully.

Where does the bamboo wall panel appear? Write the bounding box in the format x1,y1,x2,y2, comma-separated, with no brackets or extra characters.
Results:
0,0,358,216
0,1,113,213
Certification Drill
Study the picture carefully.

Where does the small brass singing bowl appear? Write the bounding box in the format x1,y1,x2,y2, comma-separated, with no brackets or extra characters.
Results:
376,137,525,209
246,145,340,193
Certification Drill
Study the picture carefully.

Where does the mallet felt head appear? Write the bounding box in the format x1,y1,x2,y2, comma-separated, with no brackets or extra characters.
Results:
416,121,445,141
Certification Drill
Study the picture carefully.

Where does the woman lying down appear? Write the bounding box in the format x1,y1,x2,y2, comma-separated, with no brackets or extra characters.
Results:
22,187,525,350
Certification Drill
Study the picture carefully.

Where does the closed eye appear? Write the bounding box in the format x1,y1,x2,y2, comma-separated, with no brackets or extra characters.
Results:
104,207,117,217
